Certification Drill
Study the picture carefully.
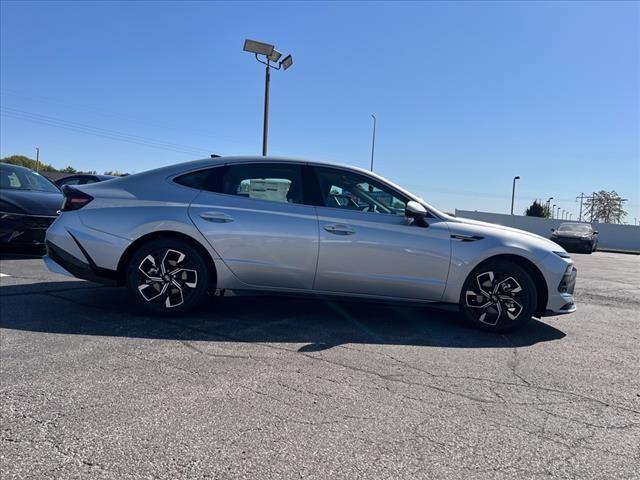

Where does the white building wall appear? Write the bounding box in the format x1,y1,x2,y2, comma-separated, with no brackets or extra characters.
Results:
454,210,640,252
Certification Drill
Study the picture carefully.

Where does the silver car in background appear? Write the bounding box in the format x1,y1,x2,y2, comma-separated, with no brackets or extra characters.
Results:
44,156,577,332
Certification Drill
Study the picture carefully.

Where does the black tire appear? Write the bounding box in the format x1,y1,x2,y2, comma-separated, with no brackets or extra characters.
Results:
459,260,537,333
125,238,210,315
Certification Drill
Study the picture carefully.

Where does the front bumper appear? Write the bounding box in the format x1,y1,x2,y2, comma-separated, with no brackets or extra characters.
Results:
542,264,577,316
0,213,57,246
553,237,594,251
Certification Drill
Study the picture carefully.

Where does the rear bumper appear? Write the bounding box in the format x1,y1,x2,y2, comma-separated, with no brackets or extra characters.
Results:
45,241,118,285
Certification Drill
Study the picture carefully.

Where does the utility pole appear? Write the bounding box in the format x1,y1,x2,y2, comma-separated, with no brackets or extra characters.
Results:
370,114,376,171
35,147,40,172
576,192,587,222
590,192,596,223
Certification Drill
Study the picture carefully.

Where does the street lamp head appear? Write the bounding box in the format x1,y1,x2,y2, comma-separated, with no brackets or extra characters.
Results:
514,176,521,180
243,39,274,56
268,49,282,63
280,54,293,70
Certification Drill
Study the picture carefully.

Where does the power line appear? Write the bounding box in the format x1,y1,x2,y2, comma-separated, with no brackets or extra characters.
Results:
0,89,246,146
1,107,212,156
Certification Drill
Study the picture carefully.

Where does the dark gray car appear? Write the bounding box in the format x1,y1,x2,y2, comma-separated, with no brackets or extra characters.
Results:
0,163,63,247
551,223,598,253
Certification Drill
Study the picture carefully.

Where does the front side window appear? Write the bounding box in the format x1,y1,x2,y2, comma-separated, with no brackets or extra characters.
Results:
222,164,304,204
314,167,407,215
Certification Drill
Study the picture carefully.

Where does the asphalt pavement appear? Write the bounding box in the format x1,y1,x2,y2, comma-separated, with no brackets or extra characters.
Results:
1,251,639,479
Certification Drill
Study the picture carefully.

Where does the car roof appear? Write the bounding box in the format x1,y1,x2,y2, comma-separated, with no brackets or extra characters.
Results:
0,162,34,173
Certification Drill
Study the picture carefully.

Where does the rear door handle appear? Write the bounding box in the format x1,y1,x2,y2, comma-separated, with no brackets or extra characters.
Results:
199,212,234,223
323,224,355,235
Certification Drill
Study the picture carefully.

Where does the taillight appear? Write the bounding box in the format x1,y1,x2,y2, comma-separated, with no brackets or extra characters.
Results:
61,186,93,211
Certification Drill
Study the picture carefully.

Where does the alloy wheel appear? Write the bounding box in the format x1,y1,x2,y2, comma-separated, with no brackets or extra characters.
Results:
136,249,198,308
464,271,525,326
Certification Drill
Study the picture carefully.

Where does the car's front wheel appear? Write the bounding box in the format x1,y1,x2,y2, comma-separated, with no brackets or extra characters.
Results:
125,238,210,314
459,260,537,333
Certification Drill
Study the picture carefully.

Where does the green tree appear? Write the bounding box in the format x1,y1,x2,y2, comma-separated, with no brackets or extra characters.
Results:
1,155,57,172
60,166,77,173
525,200,547,218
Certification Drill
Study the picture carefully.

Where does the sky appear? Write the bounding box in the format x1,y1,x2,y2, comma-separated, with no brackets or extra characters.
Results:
1,1,638,221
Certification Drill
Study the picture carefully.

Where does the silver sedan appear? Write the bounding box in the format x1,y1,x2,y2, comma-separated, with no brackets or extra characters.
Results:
44,156,576,332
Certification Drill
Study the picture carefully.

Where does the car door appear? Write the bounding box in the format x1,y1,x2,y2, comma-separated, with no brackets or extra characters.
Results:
187,162,319,290
312,166,451,301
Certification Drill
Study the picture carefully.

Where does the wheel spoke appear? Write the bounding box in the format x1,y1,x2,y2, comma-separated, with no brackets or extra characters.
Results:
170,268,198,289
164,283,184,308
476,272,494,297
138,255,162,282
162,249,186,275
138,281,168,302
502,297,524,320
465,290,491,309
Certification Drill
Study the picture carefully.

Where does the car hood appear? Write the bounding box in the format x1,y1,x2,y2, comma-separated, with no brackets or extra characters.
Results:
447,216,562,251
0,189,63,216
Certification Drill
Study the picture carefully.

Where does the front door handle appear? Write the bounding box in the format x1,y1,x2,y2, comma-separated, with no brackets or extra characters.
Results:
199,212,234,223
323,224,355,235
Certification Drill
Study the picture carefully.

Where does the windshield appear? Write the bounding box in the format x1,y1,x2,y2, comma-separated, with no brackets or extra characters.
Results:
558,223,592,233
0,166,60,193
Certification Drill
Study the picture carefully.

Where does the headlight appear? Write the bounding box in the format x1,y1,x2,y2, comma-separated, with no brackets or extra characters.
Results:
553,250,571,259
581,235,590,239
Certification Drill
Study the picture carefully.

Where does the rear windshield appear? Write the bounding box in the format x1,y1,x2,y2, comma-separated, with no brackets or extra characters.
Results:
0,166,60,193
558,223,592,233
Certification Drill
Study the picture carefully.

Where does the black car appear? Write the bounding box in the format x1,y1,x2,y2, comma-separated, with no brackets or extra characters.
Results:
551,222,599,254
55,174,114,187
0,163,63,248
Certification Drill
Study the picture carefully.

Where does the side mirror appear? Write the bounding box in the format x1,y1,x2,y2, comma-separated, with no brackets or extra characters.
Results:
551,228,555,232
405,200,428,227
593,230,599,234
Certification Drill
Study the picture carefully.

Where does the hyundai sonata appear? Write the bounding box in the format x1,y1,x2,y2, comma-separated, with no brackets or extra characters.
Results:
44,157,576,332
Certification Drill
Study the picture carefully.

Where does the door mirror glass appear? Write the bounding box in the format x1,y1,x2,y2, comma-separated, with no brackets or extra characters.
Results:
593,230,598,234
405,201,428,227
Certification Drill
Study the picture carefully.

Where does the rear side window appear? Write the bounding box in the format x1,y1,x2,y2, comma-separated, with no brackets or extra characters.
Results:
174,168,220,191
222,164,303,204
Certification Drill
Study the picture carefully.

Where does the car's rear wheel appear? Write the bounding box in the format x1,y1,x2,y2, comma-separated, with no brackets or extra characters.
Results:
459,260,537,333
125,238,210,314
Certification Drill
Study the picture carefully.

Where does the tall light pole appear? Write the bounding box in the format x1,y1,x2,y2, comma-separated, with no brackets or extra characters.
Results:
510,176,520,215
243,39,293,156
546,197,553,218
35,146,40,172
370,114,376,172
552,204,556,219
557,206,562,219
